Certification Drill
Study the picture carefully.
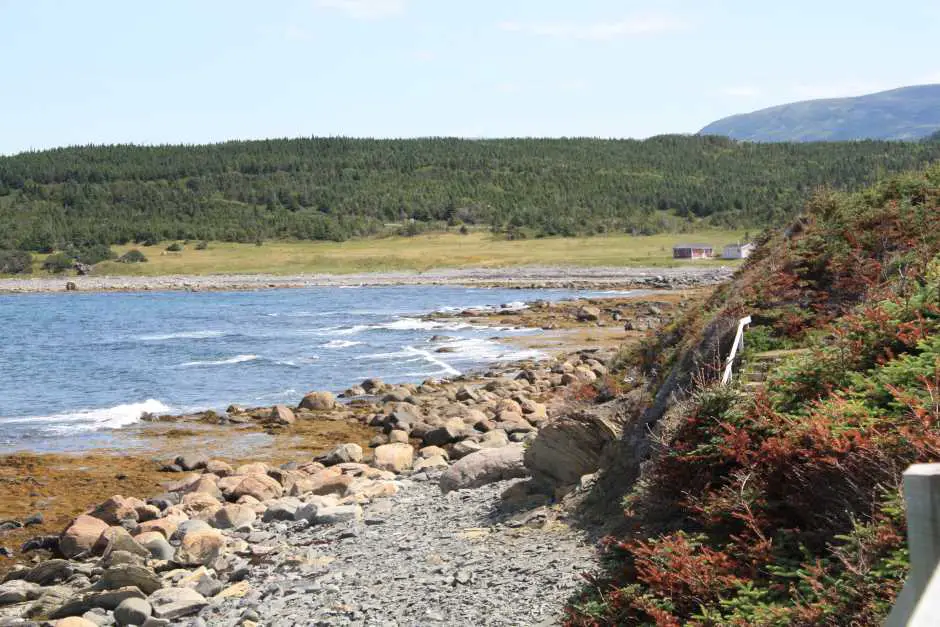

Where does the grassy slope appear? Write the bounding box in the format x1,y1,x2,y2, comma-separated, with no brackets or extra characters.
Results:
56,230,749,276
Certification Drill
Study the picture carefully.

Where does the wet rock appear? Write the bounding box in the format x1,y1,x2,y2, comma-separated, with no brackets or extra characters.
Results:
439,445,528,493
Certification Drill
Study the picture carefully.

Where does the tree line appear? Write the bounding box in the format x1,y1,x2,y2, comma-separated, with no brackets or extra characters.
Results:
1,135,939,253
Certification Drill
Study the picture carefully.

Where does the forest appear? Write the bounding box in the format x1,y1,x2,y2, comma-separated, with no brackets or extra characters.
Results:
1,135,940,253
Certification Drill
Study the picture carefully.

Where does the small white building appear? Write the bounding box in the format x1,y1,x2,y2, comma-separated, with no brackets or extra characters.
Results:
722,242,756,259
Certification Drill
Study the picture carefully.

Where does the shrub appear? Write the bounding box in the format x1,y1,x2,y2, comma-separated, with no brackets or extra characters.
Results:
195,240,209,250
165,242,183,252
72,244,116,265
117,249,148,263
0,250,32,274
42,252,74,273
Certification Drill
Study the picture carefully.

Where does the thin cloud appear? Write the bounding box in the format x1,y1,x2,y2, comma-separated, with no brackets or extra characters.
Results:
790,81,893,100
314,0,406,20
722,86,761,98
497,14,691,41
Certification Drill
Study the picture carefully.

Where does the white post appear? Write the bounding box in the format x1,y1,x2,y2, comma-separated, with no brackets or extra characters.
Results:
885,464,940,627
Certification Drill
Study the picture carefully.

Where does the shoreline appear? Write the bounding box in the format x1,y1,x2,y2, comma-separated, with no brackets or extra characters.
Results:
0,264,733,294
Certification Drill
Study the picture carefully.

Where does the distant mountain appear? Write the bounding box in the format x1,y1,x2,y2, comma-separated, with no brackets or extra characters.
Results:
700,84,940,142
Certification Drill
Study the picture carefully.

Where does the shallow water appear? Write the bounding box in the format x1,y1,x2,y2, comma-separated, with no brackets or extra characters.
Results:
0,285,639,452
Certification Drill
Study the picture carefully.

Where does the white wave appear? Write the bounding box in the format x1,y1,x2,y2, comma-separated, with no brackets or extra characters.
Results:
322,339,363,349
339,285,363,289
139,330,225,341
254,388,299,400
403,346,461,376
179,354,259,367
4,399,172,433
432,337,544,363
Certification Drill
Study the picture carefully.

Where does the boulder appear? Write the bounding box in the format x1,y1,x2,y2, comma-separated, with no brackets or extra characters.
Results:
298,391,336,411
179,492,222,519
268,404,295,426
372,443,414,473
204,459,233,477
23,559,73,585
148,587,208,620
0,580,42,605
439,445,528,493
417,445,449,460
231,474,283,502
311,505,362,525
173,455,208,472
174,529,224,566
60,514,110,558
388,429,409,444
576,305,601,321
234,462,269,476
134,516,184,539
48,586,146,618
524,406,623,488
89,496,143,525
321,443,363,466
95,564,163,595
134,532,175,561
414,455,449,472
448,440,483,460
262,497,302,522
209,505,255,530
422,419,466,447
182,476,222,500
361,378,384,393
479,429,510,449
114,597,152,627
97,527,150,558
54,619,97,627
305,470,354,497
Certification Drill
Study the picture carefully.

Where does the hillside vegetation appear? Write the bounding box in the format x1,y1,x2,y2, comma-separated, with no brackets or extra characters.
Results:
567,166,940,625
700,84,940,142
2,137,940,254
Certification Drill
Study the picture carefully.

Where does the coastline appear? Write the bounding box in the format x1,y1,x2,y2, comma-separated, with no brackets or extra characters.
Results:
0,288,707,624
0,264,733,294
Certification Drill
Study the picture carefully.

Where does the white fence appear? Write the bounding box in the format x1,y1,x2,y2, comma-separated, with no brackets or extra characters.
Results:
886,464,940,626
721,315,752,386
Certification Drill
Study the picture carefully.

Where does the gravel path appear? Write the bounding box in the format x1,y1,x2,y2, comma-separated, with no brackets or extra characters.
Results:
194,474,594,627
0,265,733,293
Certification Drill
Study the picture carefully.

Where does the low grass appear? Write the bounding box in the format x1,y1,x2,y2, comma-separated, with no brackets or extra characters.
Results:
23,230,747,277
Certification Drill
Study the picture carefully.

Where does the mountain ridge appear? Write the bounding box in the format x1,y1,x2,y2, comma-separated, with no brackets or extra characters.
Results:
700,84,940,142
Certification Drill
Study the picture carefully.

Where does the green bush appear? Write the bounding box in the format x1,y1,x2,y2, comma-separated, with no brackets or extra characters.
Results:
0,250,32,274
42,252,74,273
117,249,148,263
195,240,209,250
165,242,183,252
72,244,116,265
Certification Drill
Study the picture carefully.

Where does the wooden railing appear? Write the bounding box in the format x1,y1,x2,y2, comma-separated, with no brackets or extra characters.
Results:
721,315,752,386
886,464,940,626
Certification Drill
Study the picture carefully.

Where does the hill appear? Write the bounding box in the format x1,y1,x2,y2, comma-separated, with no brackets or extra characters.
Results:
700,84,940,142
1,136,940,254
563,165,940,625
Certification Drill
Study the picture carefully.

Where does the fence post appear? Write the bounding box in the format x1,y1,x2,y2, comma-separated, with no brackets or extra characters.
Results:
886,464,940,626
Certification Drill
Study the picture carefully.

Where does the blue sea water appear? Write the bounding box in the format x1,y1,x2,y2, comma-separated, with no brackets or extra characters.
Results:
0,285,637,452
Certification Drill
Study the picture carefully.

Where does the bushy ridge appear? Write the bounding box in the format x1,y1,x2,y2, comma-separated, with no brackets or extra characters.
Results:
568,166,940,625
1,137,940,251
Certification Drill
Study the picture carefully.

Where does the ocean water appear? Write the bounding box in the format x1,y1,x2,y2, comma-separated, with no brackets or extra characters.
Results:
0,285,637,452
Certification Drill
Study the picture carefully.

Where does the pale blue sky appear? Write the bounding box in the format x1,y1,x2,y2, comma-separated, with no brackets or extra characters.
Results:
1,0,938,155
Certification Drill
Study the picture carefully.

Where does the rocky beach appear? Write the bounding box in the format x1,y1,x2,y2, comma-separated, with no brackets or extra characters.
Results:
0,289,698,626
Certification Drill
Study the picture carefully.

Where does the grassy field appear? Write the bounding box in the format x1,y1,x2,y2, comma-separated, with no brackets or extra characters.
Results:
28,230,748,277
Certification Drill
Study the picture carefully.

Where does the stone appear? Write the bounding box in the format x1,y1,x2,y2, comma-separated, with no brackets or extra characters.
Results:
173,455,208,472
98,527,150,559
234,462,269,476
524,406,624,488
576,305,601,321
148,587,208,620
422,419,466,447
49,586,147,618
231,475,283,502
182,476,222,501
28,585,72,618
60,515,110,558
179,492,222,519
90,496,144,525
417,445,449,460
54,618,98,627
95,564,163,595
298,391,336,411
455,386,479,402
388,429,409,444
448,440,483,460
134,532,175,561
262,497,302,522
204,460,233,477
382,387,411,403
134,516,184,539
24,559,73,585
174,529,224,566
321,443,363,466
268,404,295,426
0,580,41,605
439,445,528,493
372,443,414,473
479,429,510,449
210,505,255,530
413,455,449,472
361,378,384,393
114,597,152,627
368,434,388,448
312,505,362,525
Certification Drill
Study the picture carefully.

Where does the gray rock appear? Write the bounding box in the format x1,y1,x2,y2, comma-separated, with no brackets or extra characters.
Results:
0,580,41,605
114,597,152,626
174,455,208,472
262,497,302,522
23,559,73,585
49,586,147,618
94,564,163,595
147,587,208,620
210,505,255,531
312,505,362,525
137,535,174,561
439,445,528,493
320,443,363,466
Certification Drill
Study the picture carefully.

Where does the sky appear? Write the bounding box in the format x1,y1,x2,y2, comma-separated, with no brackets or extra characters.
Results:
1,0,939,155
